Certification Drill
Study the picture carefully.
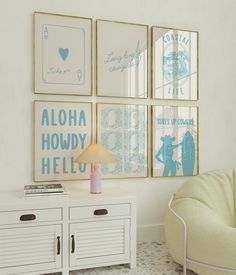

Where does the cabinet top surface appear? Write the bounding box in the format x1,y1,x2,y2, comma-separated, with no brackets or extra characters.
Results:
0,187,135,210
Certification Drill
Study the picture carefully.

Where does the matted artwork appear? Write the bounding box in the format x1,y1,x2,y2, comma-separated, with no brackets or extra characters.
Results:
152,26,198,100
97,103,148,178
35,101,92,181
152,105,198,177
97,20,148,98
35,12,92,95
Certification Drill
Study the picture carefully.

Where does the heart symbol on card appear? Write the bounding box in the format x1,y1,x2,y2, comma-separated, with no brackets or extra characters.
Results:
59,48,69,61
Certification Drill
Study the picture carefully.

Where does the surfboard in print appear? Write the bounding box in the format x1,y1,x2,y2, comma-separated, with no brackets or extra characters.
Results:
181,131,195,176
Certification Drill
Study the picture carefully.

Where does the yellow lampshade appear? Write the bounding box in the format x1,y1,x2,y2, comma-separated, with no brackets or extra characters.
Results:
75,143,115,164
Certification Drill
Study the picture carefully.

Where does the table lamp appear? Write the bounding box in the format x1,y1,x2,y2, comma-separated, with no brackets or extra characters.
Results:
75,143,115,194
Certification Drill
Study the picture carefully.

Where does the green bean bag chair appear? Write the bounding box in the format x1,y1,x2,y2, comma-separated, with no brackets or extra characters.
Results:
165,169,236,275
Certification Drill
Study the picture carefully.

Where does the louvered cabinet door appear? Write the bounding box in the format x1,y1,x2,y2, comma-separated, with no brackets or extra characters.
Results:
70,219,130,268
0,225,62,274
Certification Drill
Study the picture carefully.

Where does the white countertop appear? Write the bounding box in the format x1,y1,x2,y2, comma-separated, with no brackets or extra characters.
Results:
0,187,135,210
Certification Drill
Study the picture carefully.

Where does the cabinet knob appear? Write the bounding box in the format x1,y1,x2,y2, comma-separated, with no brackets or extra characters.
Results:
94,209,108,216
20,214,36,221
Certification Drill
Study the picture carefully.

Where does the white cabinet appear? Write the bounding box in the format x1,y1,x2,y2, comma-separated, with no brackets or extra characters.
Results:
0,208,62,226
0,190,136,275
0,225,62,274
70,219,130,268
69,203,130,220
69,202,133,270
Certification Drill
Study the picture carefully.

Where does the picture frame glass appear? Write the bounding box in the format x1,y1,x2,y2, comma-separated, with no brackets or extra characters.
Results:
97,20,148,98
35,101,92,181
35,12,92,95
97,103,148,178
152,27,198,100
152,105,198,177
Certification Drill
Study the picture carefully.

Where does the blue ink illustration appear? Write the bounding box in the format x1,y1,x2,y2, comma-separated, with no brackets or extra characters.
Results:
155,135,181,176
131,154,145,174
101,108,122,129
59,48,69,61
124,109,145,130
47,67,71,75
101,131,122,152
101,154,122,175
100,106,147,177
124,131,145,153
181,131,195,176
41,24,86,85
156,131,195,176
163,50,189,83
104,41,142,73
124,154,132,174
161,33,191,96
163,33,189,45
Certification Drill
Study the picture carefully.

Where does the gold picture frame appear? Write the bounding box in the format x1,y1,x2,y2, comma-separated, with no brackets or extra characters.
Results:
152,26,199,100
34,100,92,182
34,12,93,96
96,103,148,179
151,105,199,177
96,19,148,98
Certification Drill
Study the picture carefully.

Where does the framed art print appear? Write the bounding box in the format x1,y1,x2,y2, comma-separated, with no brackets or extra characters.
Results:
97,20,148,98
97,103,148,178
152,26,198,100
35,101,92,181
152,105,198,177
35,12,92,95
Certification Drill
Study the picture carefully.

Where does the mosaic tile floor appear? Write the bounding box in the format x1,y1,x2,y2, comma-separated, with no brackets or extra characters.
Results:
69,242,196,275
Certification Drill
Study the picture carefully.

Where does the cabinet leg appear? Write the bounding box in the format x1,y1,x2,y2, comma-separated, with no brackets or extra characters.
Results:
62,270,70,275
129,261,136,268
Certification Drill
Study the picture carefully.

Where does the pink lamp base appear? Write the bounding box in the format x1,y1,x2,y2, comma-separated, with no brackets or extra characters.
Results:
90,165,101,194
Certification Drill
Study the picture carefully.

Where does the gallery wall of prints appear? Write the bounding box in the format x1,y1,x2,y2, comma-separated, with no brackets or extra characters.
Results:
34,11,199,182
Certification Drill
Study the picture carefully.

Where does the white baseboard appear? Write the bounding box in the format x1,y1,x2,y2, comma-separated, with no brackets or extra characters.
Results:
137,224,165,243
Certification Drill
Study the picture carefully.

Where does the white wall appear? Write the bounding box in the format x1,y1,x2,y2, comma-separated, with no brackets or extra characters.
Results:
0,0,235,242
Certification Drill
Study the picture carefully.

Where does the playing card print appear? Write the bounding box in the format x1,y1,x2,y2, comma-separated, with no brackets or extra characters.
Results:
35,12,92,95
